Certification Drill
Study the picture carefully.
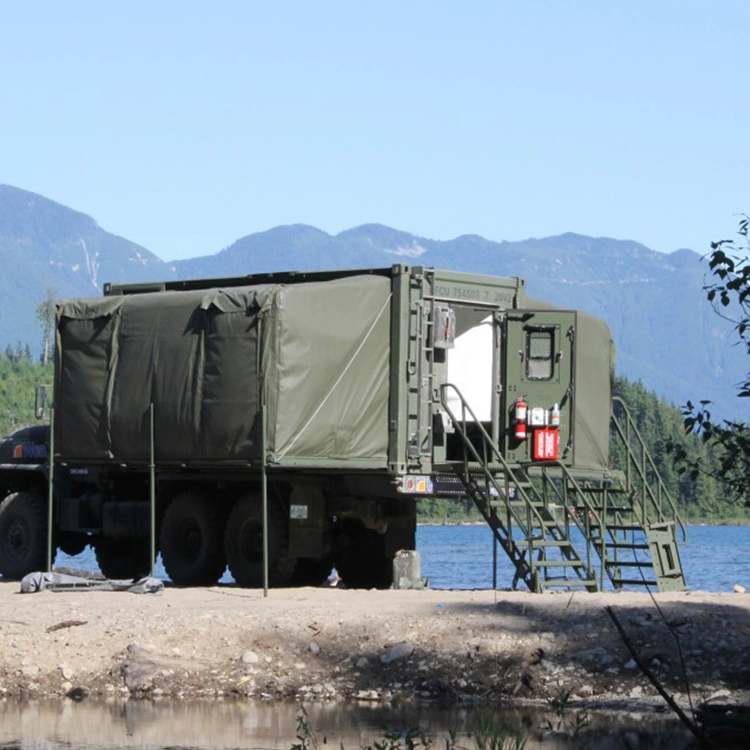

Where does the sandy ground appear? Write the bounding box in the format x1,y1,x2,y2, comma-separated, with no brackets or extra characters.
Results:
0,580,749,712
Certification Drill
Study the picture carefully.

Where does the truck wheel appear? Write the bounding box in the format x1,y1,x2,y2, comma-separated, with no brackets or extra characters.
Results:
94,538,152,580
292,556,334,587
0,491,48,579
160,492,226,586
335,521,393,589
225,494,296,587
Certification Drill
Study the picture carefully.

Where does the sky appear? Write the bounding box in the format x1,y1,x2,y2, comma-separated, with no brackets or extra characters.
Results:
1,2,748,261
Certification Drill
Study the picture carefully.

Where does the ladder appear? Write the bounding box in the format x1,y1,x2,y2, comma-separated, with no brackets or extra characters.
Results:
439,385,686,592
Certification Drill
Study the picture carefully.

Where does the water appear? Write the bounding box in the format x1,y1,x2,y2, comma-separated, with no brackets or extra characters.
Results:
56,523,750,592
0,699,692,750
416,523,750,592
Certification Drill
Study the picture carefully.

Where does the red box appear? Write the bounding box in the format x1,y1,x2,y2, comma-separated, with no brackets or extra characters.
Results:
533,428,559,460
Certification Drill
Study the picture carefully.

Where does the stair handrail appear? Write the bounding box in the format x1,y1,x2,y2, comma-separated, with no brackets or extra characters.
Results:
533,461,646,590
439,383,596,589
611,397,686,543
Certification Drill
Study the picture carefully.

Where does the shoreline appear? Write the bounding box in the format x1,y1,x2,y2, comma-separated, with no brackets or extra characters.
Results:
1,582,748,712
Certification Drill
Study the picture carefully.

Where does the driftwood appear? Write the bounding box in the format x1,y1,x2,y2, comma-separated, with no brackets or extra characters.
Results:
605,605,711,748
46,619,88,633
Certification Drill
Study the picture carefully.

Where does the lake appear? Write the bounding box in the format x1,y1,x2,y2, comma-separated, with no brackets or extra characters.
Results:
55,523,744,592
416,523,750,592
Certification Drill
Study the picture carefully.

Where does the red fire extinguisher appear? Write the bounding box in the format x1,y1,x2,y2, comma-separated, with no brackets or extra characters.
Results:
514,397,528,441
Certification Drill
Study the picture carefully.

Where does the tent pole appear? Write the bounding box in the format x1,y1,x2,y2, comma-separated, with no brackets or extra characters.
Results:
150,403,157,578
46,406,55,572
257,315,269,597
262,400,269,597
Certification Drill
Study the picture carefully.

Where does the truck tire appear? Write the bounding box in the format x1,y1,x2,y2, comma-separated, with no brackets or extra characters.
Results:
94,538,152,580
160,492,226,586
224,494,296,587
334,520,393,589
0,491,48,580
292,556,334,587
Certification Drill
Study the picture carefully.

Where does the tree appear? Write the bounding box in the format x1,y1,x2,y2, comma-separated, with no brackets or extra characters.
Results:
674,217,750,506
35,286,56,366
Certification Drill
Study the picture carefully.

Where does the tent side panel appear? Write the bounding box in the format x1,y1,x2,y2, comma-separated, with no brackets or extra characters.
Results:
572,311,614,471
266,275,391,467
55,303,120,459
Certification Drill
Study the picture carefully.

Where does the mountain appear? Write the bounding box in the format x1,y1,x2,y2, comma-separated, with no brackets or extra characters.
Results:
0,184,174,351
0,186,743,420
173,224,745,420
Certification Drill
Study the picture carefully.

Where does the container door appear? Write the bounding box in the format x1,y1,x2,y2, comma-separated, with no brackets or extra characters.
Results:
502,310,576,464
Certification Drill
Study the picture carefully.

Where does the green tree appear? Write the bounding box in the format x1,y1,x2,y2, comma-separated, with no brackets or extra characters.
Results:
675,217,750,507
35,285,56,366
0,349,52,435
614,376,737,520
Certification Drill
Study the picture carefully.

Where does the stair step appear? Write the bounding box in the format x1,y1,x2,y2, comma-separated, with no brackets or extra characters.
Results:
603,542,650,551
603,524,645,532
540,579,598,589
605,560,654,568
612,578,658,587
534,559,585,568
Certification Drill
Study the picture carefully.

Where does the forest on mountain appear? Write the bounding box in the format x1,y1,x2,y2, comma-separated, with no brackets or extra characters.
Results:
0,346,51,434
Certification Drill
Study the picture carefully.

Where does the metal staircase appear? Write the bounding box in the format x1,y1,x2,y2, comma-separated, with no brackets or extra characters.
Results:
439,385,686,593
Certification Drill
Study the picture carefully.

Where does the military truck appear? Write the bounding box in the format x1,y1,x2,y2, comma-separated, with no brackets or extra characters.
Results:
0,265,686,591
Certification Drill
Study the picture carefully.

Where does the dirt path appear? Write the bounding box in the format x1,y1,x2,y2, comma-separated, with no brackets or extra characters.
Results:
1,581,748,711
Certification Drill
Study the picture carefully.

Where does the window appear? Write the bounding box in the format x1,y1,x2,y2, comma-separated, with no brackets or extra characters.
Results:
526,327,555,380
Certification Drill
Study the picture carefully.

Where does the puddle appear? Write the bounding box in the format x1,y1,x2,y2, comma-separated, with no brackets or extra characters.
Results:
0,698,695,750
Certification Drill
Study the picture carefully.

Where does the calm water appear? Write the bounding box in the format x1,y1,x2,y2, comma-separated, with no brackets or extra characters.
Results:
56,522,750,592
0,700,692,750
416,523,750,592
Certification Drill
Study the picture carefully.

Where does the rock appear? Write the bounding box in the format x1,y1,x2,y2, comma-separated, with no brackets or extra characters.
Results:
241,650,259,664
380,642,414,664
117,644,207,692
66,686,88,701
60,665,74,680
705,689,731,703
307,641,320,654
355,689,382,701
20,665,39,677
355,657,369,669
734,584,746,593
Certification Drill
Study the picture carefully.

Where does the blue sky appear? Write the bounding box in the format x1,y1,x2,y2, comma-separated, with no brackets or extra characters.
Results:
1,2,748,261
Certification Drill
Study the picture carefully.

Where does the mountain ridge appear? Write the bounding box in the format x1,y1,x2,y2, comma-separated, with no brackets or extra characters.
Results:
0,184,742,420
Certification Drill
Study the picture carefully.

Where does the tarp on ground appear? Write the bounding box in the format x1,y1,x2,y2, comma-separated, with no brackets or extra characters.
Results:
20,571,164,594
54,275,391,468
